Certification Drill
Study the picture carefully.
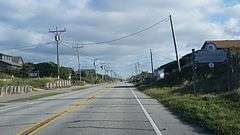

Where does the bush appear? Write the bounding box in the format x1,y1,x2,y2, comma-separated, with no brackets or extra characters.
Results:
0,78,56,88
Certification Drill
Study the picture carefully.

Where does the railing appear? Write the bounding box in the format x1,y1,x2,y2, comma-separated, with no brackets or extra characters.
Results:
44,80,72,89
0,85,32,96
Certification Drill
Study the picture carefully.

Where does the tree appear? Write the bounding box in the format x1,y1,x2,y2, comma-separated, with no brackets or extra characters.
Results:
19,62,35,77
34,62,58,77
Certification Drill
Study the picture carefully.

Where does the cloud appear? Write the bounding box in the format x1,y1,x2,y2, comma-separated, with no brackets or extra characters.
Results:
0,0,239,78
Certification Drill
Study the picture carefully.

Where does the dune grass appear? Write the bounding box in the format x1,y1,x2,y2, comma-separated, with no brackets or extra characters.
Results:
0,78,56,88
139,84,240,135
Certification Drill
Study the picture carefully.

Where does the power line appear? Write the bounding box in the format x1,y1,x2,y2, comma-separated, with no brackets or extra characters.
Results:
64,17,169,46
61,42,95,59
5,42,53,55
0,41,53,51
61,42,107,77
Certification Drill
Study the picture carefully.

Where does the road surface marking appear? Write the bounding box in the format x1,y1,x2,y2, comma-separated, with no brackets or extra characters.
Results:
16,89,104,135
0,92,77,115
27,100,87,135
130,88,163,135
0,88,91,113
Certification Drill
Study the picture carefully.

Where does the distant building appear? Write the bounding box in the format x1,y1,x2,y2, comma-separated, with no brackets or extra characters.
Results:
154,40,240,79
0,53,24,70
154,68,165,80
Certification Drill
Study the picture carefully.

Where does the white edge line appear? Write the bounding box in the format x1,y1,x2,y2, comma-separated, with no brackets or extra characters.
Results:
130,87,163,135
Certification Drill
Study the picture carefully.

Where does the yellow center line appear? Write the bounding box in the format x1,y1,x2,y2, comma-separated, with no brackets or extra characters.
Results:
16,89,105,135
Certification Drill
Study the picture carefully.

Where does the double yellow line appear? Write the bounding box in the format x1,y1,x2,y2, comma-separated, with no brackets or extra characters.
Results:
16,89,102,135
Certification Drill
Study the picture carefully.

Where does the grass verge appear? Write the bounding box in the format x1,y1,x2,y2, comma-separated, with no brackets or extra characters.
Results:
0,78,56,88
139,85,240,135
10,92,63,102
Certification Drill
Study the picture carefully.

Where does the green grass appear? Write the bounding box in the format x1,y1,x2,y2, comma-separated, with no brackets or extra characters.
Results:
0,73,11,79
139,85,240,135
10,92,63,102
0,77,56,88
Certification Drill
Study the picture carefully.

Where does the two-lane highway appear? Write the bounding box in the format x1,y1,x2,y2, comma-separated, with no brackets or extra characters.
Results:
0,83,213,135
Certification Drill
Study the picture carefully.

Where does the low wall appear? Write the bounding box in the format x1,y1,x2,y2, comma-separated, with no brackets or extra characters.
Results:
0,85,33,96
44,80,72,90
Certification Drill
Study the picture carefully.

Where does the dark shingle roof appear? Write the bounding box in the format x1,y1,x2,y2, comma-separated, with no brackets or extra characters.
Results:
205,40,240,49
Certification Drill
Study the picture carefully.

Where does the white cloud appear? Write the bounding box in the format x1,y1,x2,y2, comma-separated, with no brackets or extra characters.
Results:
0,0,239,77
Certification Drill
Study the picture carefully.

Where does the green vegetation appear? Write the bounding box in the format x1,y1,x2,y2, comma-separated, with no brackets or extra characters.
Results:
138,84,240,135
0,78,56,88
0,73,11,79
0,61,116,89
21,62,72,79
130,43,240,135
10,92,63,102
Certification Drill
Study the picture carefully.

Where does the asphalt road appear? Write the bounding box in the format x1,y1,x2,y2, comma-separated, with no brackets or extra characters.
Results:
0,82,213,135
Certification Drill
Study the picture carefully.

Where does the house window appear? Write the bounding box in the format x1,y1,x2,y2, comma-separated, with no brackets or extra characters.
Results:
206,43,216,51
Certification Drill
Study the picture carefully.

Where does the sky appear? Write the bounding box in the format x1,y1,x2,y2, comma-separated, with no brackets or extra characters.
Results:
0,0,240,78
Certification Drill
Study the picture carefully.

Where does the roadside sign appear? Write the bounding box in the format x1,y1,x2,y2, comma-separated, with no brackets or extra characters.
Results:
208,62,214,68
194,50,227,63
28,71,39,77
29,73,38,77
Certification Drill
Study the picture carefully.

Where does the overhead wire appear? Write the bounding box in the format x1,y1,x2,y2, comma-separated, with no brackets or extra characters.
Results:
4,42,53,55
0,16,169,76
61,42,95,59
0,41,53,51
63,17,169,46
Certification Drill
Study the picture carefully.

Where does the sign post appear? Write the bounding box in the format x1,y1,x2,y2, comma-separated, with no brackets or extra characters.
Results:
227,49,232,91
193,48,228,92
192,49,197,93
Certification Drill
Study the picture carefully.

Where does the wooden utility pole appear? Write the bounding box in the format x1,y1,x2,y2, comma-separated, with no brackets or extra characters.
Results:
169,15,181,72
49,27,66,79
101,65,104,81
92,58,98,80
192,49,197,93
135,63,138,75
73,44,83,83
150,49,154,74
137,62,141,74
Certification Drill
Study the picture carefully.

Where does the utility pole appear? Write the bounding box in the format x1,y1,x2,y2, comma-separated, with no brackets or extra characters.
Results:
100,63,106,82
135,63,138,75
92,58,98,80
192,49,197,93
73,44,83,83
101,65,104,81
110,70,113,78
104,65,107,81
49,27,66,79
169,15,181,72
137,62,141,74
150,49,154,74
